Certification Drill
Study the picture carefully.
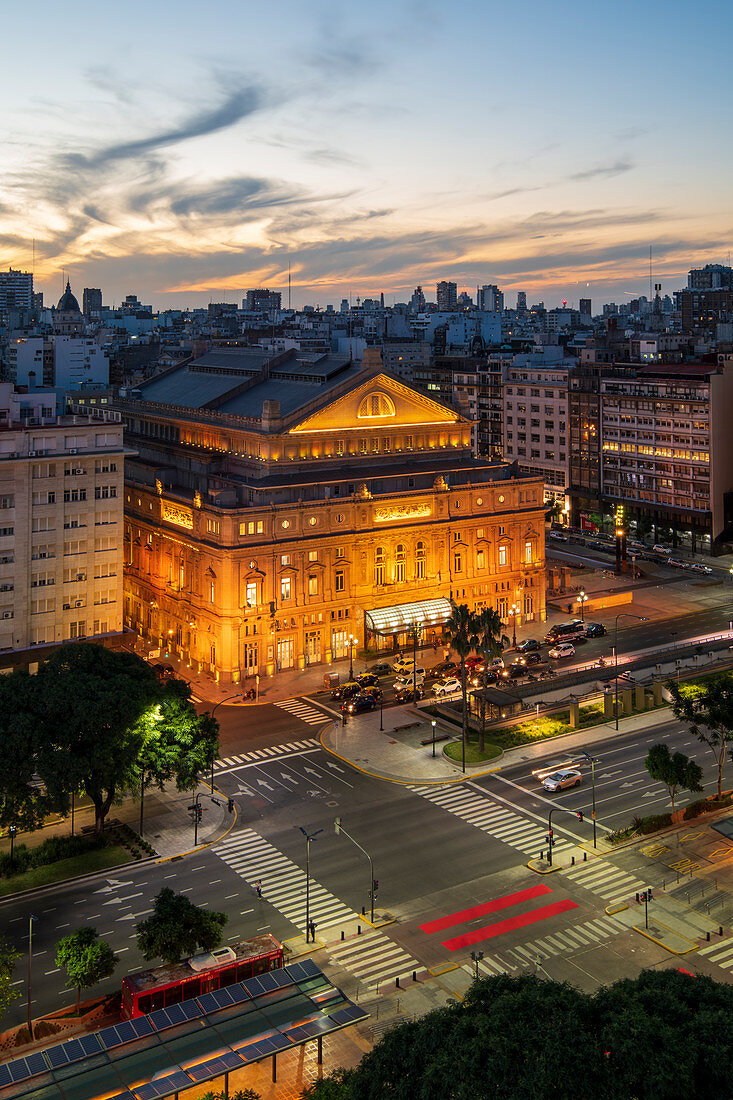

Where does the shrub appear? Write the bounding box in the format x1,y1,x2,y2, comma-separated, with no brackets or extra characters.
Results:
683,799,709,820
639,813,672,834
0,833,108,879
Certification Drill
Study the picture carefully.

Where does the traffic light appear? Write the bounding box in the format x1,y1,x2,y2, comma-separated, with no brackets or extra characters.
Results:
576,810,584,821
196,805,203,821
373,879,379,892
227,798,234,814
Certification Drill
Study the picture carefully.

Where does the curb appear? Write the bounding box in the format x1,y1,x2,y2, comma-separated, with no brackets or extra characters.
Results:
633,921,698,955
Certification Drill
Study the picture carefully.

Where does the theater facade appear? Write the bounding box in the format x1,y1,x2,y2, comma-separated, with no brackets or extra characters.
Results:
113,348,546,683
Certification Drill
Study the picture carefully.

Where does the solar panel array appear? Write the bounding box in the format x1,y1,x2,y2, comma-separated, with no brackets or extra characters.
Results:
0,960,369,1100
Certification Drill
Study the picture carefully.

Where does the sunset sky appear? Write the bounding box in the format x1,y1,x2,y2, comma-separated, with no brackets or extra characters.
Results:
2,0,731,310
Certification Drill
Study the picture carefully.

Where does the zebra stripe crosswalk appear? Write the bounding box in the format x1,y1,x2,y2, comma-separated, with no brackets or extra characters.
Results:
410,785,574,859
561,860,648,904
214,829,421,990
698,939,733,972
275,699,330,725
468,913,628,980
215,738,320,770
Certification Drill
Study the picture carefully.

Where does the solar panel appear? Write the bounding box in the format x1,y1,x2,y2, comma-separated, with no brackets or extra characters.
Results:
284,961,309,981
149,1005,185,1031
296,958,322,979
136,1069,192,1099
46,1046,72,1069
78,1033,103,1056
8,1058,35,1083
197,986,235,1014
0,1064,10,1088
99,1021,135,1048
25,1052,49,1077
268,968,294,989
228,983,253,1005
241,974,265,996
329,1004,369,1025
131,1015,154,1038
254,971,279,993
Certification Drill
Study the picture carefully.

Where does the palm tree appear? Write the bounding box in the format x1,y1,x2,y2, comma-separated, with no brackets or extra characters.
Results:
444,602,478,766
473,607,510,753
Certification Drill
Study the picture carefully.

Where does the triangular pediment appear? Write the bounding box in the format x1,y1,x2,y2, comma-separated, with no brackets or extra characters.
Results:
288,373,464,435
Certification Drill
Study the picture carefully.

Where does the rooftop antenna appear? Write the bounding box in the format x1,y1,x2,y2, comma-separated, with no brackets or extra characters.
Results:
649,245,653,301
288,262,291,311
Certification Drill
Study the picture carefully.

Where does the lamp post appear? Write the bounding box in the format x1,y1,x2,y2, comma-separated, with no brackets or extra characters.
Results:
379,691,384,731
348,634,357,680
334,818,376,923
575,750,599,848
578,590,588,622
210,693,242,791
509,603,519,648
8,825,16,866
431,719,437,758
470,951,484,980
27,914,37,1039
411,620,421,696
298,826,324,942
613,613,647,731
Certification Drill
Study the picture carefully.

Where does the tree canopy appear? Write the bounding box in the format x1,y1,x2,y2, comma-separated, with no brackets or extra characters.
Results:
644,742,703,812
668,678,733,800
0,936,20,1019
300,970,733,1100
136,887,228,964
54,927,118,1013
31,643,219,833
0,670,49,832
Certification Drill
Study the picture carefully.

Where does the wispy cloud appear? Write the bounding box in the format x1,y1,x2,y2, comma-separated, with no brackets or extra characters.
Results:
569,160,634,181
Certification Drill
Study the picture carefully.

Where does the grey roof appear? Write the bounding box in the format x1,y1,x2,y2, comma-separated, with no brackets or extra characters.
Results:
140,368,239,408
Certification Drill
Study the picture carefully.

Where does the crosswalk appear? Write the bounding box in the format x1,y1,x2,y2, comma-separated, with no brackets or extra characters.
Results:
561,860,648,905
275,699,331,725
215,738,321,770
465,913,628,981
214,829,421,990
410,785,575,860
697,939,733,972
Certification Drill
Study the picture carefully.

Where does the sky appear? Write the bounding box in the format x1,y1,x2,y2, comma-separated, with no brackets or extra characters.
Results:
2,0,732,311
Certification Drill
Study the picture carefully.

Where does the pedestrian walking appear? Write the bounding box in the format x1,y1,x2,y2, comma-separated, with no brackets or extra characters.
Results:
255,880,262,899
308,920,316,942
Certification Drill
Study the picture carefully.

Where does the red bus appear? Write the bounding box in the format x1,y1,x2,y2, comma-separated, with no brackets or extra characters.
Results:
121,935,284,1019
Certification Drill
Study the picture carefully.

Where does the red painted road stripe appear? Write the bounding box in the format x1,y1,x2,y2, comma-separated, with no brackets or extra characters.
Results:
442,899,579,950
419,884,553,935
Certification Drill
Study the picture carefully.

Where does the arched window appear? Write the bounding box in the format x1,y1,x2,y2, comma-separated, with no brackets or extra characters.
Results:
415,541,426,580
395,543,406,584
358,391,396,419
375,546,385,587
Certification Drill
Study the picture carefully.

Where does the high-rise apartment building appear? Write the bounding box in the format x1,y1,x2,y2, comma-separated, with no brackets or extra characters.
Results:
436,281,458,311
503,357,571,503
688,265,733,291
516,291,527,312
82,288,103,317
244,288,282,311
0,384,126,669
0,269,33,311
409,286,426,312
579,298,592,316
477,285,504,313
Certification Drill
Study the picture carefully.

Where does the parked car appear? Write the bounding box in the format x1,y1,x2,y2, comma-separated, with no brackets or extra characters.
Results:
392,657,416,675
429,660,458,677
517,639,541,653
486,656,505,670
584,623,607,638
470,669,498,687
344,693,377,715
356,671,380,687
652,544,671,555
668,558,686,569
690,563,713,574
502,664,528,679
432,677,462,696
331,681,361,701
542,769,582,792
153,663,176,679
464,656,483,670
524,651,543,665
549,531,568,542
368,663,392,676
394,686,424,703
548,642,576,659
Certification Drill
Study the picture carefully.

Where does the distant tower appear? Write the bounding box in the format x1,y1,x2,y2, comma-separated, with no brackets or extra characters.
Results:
516,291,527,312
579,298,591,317
436,281,457,311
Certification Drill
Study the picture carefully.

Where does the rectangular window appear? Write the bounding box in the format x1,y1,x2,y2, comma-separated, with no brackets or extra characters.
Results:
335,569,344,592
308,551,318,562
280,554,290,566
94,485,116,500
405,435,413,451
498,546,508,567
308,575,318,596
335,546,344,559
525,540,533,564
206,519,220,535
0,496,14,509
371,438,379,453
335,439,345,456
477,549,485,569
454,552,462,573
246,581,257,608
64,488,86,502
209,581,215,604
281,577,291,601
359,438,367,455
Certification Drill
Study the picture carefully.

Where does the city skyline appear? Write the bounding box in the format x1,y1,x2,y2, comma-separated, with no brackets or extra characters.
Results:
2,0,732,310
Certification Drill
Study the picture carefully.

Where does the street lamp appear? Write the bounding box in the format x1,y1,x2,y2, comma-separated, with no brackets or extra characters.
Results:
575,750,599,848
578,590,588,622
209,694,242,791
334,817,376,924
613,613,648,730
27,914,37,1039
298,826,324,942
8,825,16,866
410,620,421,696
470,950,484,980
348,633,357,680
509,603,519,648
431,719,437,758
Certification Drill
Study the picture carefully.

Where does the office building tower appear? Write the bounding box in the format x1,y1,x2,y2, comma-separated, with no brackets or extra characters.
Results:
579,298,592,316
436,281,458,311
477,285,504,313
516,291,527,312
688,265,733,291
244,288,282,311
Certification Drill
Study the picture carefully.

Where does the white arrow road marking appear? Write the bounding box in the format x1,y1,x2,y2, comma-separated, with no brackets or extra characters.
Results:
304,767,321,776
257,779,273,791
326,762,344,772
280,773,297,783
95,880,134,894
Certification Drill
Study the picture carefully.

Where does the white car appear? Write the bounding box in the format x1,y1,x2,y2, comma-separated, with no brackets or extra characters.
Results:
432,677,462,696
548,642,575,659
652,544,671,555
542,769,582,792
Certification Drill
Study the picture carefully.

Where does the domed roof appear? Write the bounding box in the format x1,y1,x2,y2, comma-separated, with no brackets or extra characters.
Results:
57,280,80,313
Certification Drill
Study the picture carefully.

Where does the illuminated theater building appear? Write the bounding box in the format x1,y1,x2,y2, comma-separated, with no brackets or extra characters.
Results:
112,348,546,683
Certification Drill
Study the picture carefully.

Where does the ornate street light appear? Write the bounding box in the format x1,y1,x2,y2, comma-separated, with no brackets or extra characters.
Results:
509,603,519,648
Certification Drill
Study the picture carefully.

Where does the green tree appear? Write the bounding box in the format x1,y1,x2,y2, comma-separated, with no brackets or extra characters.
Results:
136,887,227,964
0,670,48,834
472,607,509,754
136,685,220,803
35,644,160,832
0,936,20,1019
644,743,703,813
668,678,733,800
444,603,478,757
55,927,118,1013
